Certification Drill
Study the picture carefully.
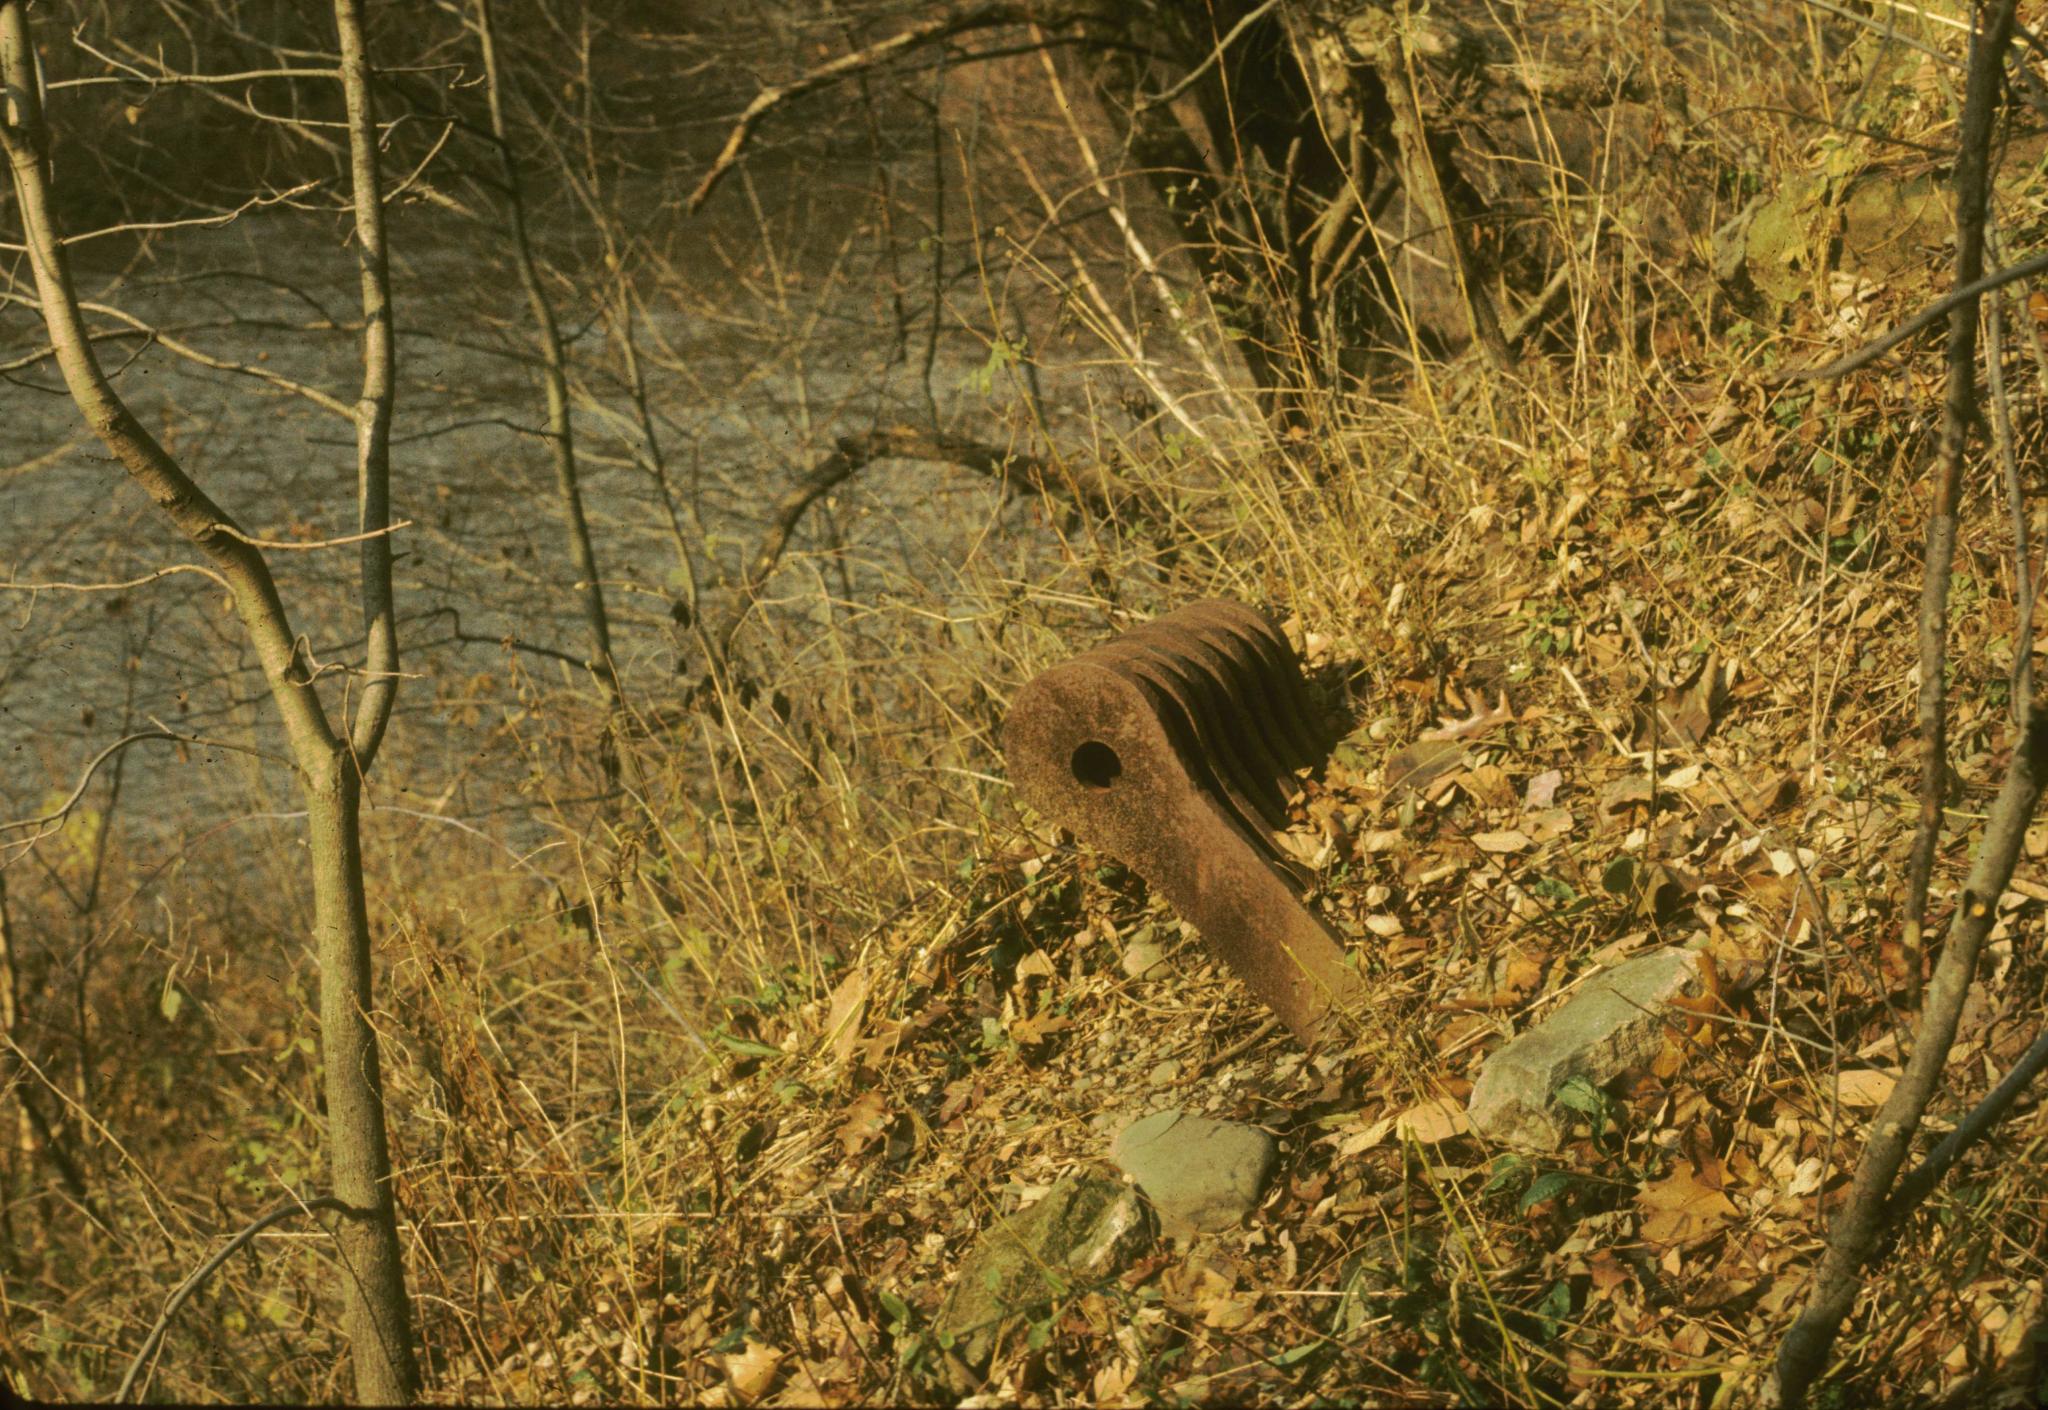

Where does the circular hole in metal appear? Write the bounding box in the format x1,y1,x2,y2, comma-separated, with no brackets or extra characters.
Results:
1071,740,1121,790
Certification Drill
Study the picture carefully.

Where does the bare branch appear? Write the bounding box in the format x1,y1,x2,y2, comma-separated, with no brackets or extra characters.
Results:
212,519,412,552
1,732,183,851
685,2,1094,214
1771,4,2026,1402
1881,1027,2048,1232
0,6,338,764
1987,278,2033,719
1,564,233,597
48,181,324,250
115,1194,353,1403
64,296,353,416
1134,0,1279,112
473,0,629,793
421,605,590,673
714,426,1115,662
1763,248,2048,385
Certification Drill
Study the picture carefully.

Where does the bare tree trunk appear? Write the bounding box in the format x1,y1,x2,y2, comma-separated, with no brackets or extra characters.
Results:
337,0,400,768
0,3,419,1398
474,0,621,713
306,753,417,1401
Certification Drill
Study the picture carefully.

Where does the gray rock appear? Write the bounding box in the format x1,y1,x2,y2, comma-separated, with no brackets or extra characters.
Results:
1467,946,1707,1150
932,1175,1149,1385
1111,1109,1277,1237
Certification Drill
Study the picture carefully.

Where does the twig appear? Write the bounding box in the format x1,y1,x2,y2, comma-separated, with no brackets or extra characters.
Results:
1899,16,2018,1015
1770,5,2026,1403
685,3,1090,214
1134,0,1280,112
1761,248,2048,385
0,727,279,858
0,732,182,841
0,290,353,416
1986,278,2033,719
212,519,412,552
1035,36,1258,425
712,427,1115,662
1,564,233,597
1185,1016,1281,1081
1881,1027,2048,1232
115,1194,352,1402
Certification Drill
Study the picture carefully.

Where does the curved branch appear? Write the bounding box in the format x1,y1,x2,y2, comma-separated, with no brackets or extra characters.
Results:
337,0,401,771
1134,0,1279,112
0,6,338,767
686,2,1096,214
0,732,179,849
713,427,1113,662
1881,1026,2048,1232
1763,248,2048,385
0,726,287,857
0,289,354,415
1,564,233,596
419,605,590,672
115,1194,353,1403
213,519,411,552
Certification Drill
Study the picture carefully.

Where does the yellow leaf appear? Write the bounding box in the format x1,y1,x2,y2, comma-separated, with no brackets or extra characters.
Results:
722,1339,784,1401
1395,1096,1471,1144
821,970,868,1066
1835,1068,1898,1109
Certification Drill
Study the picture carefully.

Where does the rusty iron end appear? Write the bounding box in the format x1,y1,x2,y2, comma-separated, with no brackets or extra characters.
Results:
1003,599,1363,1047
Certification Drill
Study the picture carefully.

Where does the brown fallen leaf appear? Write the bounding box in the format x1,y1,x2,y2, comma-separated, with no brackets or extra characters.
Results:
1587,1248,1631,1298
1637,1162,1738,1249
1739,772,1801,817
1835,1068,1899,1109
1160,1257,1236,1317
1007,1011,1073,1047
1472,829,1533,854
723,1339,786,1402
1202,1292,1261,1330
822,969,869,1066
1395,1096,1471,1144
1422,689,1516,742
838,1090,890,1156
1600,775,1656,815
1636,657,1728,750
1091,1360,1140,1406
1386,738,1466,795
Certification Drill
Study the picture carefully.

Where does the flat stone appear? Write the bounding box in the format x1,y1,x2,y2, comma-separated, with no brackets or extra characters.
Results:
1111,1109,1277,1237
1467,946,1707,1150
933,1175,1149,1386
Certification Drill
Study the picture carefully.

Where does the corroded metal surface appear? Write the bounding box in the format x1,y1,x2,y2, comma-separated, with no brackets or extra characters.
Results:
1004,600,1363,1046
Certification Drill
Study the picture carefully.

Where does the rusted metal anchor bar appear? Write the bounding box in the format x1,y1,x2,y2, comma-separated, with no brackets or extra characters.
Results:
1004,600,1363,1046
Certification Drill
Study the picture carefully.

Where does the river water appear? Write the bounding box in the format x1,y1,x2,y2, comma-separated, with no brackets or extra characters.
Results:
0,174,1126,897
